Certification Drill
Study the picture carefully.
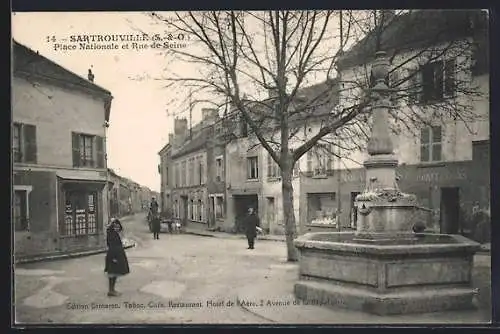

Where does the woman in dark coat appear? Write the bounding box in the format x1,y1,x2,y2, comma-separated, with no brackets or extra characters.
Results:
244,207,260,249
104,218,130,297
151,213,161,239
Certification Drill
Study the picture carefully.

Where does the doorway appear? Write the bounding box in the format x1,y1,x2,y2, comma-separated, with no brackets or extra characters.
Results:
350,192,360,229
181,195,188,227
233,194,258,233
440,187,460,234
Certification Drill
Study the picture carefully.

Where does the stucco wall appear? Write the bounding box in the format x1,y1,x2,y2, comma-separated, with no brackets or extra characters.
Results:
12,76,108,167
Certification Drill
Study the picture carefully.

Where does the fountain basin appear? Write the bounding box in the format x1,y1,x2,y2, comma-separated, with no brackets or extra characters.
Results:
294,232,480,315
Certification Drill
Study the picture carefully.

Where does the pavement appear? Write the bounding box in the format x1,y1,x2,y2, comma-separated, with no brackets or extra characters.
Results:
15,215,138,265
14,213,492,325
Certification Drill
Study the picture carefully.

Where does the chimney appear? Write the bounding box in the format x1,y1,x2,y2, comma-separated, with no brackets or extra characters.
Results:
88,68,95,82
174,118,188,144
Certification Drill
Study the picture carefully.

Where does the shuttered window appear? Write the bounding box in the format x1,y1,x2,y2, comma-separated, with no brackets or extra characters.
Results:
72,132,105,168
12,123,37,164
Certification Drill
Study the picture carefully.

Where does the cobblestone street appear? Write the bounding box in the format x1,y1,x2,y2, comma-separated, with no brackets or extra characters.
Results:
14,214,491,325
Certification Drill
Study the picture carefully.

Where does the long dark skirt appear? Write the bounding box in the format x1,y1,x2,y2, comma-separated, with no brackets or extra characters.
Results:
104,247,130,277
151,218,161,234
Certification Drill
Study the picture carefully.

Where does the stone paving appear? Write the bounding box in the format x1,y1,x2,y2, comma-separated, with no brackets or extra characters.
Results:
14,213,492,325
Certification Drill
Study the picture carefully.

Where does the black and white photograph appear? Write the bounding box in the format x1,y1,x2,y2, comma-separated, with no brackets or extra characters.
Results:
11,9,492,325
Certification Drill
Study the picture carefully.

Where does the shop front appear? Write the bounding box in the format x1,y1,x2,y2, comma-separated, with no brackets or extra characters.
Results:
57,176,107,253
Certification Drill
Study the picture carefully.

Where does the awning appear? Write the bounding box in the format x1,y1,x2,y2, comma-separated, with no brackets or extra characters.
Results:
56,171,107,190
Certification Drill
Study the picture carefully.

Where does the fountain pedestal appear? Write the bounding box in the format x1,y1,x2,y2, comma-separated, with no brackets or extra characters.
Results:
293,51,480,315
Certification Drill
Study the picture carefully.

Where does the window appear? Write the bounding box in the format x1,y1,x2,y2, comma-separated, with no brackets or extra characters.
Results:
175,164,180,187
267,153,281,179
306,145,333,176
181,161,187,186
215,196,224,219
194,158,200,185
63,190,98,236
247,156,259,180
420,126,442,162
188,158,194,186
215,156,224,182
199,158,205,185
190,199,195,220
12,123,37,164
307,192,337,225
165,167,169,186
198,199,203,221
14,187,31,231
72,132,104,168
410,59,456,104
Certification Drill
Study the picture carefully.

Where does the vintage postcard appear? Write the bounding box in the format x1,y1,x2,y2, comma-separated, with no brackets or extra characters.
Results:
11,10,491,325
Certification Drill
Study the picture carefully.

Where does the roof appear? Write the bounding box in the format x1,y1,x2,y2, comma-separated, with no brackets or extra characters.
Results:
12,40,113,121
337,9,488,70
170,124,214,159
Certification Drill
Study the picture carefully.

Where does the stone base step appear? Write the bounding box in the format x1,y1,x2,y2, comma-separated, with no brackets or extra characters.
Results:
294,280,477,315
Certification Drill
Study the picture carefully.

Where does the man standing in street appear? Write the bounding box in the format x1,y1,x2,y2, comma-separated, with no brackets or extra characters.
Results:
244,207,260,250
150,197,159,217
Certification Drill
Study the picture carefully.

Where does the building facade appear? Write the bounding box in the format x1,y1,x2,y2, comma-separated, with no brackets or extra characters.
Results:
108,168,153,218
300,9,490,241
12,40,113,258
164,118,212,230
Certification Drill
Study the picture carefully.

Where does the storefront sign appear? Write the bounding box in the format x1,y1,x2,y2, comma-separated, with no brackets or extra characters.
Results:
403,166,468,183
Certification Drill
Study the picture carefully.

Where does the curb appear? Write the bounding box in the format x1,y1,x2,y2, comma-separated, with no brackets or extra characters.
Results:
185,230,287,243
15,241,136,265
184,231,217,238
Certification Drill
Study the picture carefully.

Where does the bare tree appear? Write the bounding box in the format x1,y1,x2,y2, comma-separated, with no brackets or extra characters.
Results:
145,9,487,261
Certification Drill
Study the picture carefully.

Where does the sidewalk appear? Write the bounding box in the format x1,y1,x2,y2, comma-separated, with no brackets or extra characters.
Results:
15,215,138,265
184,227,286,242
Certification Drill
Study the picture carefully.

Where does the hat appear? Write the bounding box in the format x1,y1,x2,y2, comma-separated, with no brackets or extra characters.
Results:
107,217,121,229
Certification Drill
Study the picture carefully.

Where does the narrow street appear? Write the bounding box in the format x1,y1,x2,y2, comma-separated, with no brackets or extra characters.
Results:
14,213,491,325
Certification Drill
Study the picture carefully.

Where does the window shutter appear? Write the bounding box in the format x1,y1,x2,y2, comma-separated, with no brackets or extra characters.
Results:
72,132,81,167
444,59,456,97
420,127,430,144
23,124,37,163
407,68,421,104
96,136,105,168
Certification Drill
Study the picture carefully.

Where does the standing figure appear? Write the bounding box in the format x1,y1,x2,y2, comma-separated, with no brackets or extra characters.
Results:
150,197,159,217
244,207,260,250
151,213,161,239
104,218,130,297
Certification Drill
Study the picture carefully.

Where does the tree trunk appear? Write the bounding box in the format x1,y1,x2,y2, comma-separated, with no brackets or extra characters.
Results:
281,164,298,262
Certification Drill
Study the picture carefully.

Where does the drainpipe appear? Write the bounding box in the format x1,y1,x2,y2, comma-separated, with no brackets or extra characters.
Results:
104,120,110,224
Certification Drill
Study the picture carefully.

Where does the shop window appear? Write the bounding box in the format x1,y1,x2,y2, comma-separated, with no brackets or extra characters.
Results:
307,192,337,225
63,190,98,236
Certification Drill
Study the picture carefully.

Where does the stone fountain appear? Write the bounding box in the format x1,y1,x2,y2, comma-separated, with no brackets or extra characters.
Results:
293,51,480,315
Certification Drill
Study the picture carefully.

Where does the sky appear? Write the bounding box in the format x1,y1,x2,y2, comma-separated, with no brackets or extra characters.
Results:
12,12,207,192
11,11,355,192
